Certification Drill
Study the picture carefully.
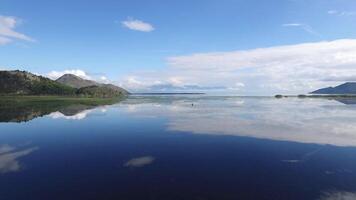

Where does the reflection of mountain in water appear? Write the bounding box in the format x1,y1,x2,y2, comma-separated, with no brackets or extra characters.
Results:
333,98,356,105
0,98,122,123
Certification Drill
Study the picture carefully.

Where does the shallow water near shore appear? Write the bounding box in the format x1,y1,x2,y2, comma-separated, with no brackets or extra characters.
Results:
1,95,356,200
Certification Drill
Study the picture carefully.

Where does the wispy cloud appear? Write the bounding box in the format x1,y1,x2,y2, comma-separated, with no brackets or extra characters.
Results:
283,23,321,37
328,10,356,16
0,36,12,45
0,15,34,45
121,18,154,32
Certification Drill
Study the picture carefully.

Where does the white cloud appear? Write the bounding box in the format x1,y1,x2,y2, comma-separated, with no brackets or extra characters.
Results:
100,76,108,82
283,23,320,37
228,82,245,90
46,69,116,85
119,39,356,94
328,10,356,16
0,36,12,45
120,76,148,90
328,10,338,15
121,18,154,32
0,15,34,45
165,39,356,94
47,69,92,80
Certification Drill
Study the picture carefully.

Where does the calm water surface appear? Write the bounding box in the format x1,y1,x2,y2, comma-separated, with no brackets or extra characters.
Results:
1,95,356,200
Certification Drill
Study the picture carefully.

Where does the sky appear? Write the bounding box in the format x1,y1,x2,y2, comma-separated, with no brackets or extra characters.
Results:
1,0,356,95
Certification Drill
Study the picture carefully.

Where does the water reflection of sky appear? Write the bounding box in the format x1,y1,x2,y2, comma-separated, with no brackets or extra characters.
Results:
0,144,38,174
1,96,356,200
120,96,356,147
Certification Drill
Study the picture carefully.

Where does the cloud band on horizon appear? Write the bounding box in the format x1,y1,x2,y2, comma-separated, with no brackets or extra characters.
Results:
118,39,356,95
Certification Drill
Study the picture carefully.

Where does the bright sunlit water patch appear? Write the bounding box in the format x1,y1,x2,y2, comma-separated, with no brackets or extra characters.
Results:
1,95,356,200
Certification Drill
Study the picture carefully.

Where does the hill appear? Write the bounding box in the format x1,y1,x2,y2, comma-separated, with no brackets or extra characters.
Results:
0,70,129,98
56,74,98,88
56,74,130,95
77,85,127,98
0,70,76,95
311,82,356,94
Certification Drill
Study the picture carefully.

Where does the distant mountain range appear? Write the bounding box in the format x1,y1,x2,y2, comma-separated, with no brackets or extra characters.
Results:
311,82,356,94
0,70,129,97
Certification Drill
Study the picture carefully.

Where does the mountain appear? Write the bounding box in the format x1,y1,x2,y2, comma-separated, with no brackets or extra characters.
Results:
77,85,125,98
56,74,130,95
101,83,130,95
0,70,76,95
311,82,356,94
0,70,129,98
56,74,98,88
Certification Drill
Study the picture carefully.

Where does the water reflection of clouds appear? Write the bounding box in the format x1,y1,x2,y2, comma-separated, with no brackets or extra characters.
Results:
49,110,92,120
0,144,38,174
48,106,108,120
123,97,356,147
124,156,155,167
282,147,323,163
319,191,356,200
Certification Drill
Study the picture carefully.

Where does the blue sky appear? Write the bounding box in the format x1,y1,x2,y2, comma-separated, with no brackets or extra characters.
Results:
1,0,356,94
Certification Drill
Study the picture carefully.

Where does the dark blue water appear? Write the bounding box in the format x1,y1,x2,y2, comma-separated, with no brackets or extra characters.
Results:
1,96,356,200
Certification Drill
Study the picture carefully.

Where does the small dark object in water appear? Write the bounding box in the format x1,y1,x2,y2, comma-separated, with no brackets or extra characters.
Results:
275,95,283,98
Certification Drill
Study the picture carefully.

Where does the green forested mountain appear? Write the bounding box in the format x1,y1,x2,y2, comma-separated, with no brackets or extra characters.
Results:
76,85,126,98
0,70,129,98
0,70,76,95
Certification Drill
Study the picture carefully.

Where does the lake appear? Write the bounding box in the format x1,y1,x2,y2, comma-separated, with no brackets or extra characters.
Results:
1,95,356,200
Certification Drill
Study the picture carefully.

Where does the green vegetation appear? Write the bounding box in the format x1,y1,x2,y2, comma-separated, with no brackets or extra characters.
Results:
76,85,127,98
29,78,77,95
0,70,77,95
56,74,130,96
0,70,129,98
